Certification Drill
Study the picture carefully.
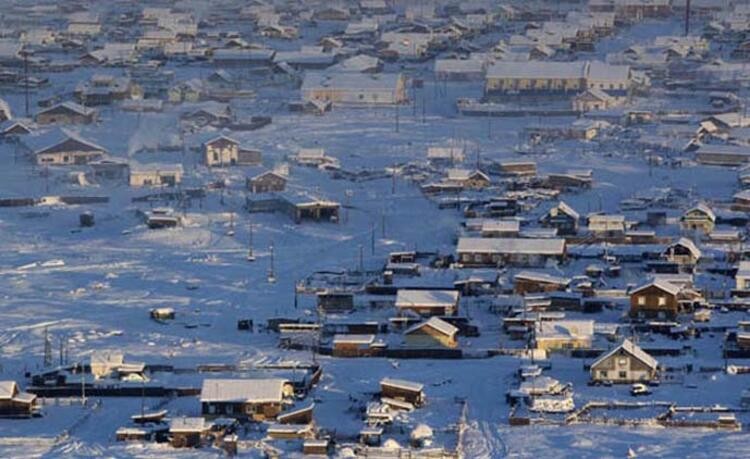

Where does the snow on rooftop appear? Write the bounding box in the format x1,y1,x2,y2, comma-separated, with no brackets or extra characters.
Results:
200,378,288,403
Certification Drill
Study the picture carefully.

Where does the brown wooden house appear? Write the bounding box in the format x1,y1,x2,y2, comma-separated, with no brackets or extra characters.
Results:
36,102,97,125
0,381,37,417
514,271,570,295
629,280,680,320
200,378,293,421
248,171,287,193
663,237,701,267
169,417,208,448
332,334,381,357
380,378,425,407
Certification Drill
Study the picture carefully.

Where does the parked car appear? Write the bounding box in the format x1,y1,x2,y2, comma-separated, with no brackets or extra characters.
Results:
630,383,651,396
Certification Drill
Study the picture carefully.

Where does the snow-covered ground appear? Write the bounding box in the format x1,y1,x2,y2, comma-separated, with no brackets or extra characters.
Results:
1,8,749,458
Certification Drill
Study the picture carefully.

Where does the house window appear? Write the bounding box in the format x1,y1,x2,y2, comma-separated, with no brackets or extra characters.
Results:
618,358,627,367
658,296,666,306
208,404,216,414
213,152,219,162
637,296,645,305
618,371,627,379
599,370,608,378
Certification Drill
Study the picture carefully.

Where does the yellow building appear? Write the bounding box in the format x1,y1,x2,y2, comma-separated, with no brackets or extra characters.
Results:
404,317,458,349
534,320,593,351
302,72,407,106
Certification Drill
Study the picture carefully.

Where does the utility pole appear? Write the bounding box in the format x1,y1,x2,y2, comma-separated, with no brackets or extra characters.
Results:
247,220,255,261
358,244,364,273
267,243,276,283
391,164,396,195
487,110,492,139
685,0,691,37
381,210,386,238
394,98,400,133
422,91,426,123
371,222,375,255
22,50,29,117
81,363,86,406
412,83,417,117
43,327,52,367
59,335,65,366
344,190,352,224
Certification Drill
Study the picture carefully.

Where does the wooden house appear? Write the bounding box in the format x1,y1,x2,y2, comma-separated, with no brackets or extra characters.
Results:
590,339,658,384
434,58,486,81
129,164,183,187
514,271,571,295
696,145,750,167
0,381,37,417
168,79,204,103
380,378,425,407
629,280,680,320
248,171,286,193
456,238,566,267
301,72,407,106
203,135,261,167
293,148,336,167
332,334,380,357
445,168,491,189
485,61,587,97
0,98,10,123
404,317,459,348
116,427,156,442
75,74,139,106
540,201,580,236
169,417,208,448
534,320,593,351
317,291,354,313
498,161,537,177
200,378,293,421
36,102,97,125
680,204,716,234
0,120,33,141
303,439,331,455
276,404,314,425
587,214,626,238
181,103,231,127
480,220,520,238
395,289,459,317
736,261,750,295
24,129,107,166
663,237,701,266
572,88,617,112
90,159,129,181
